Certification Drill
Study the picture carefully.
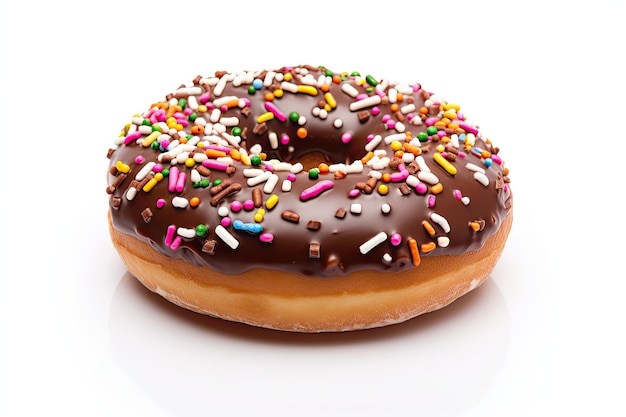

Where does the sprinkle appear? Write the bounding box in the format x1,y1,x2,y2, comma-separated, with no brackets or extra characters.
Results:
341,82,359,97
300,180,334,201
215,225,239,249
259,233,274,243
349,95,382,111
297,85,318,95
156,198,166,208
265,194,279,210
177,227,196,239
408,239,421,266
201,239,216,255
172,196,189,208
115,161,130,174
308,243,321,259
306,220,322,231
433,152,457,176
165,225,176,246
474,172,490,186
421,242,436,253
390,233,402,246
170,236,182,250
427,194,436,208
422,220,436,237
210,182,243,206
381,203,391,214
281,210,300,223
335,208,347,218
350,203,362,214
135,161,156,181
253,208,265,222
264,101,287,122
233,220,263,234
417,171,440,185
247,171,272,187
359,232,387,255
437,236,450,248
430,212,451,233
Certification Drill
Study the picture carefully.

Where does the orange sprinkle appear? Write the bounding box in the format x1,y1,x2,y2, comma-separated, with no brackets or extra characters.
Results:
205,149,226,158
390,103,399,112
190,125,204,135
469,221,481,232
448,122,460,130
332,75,342,84
408,239,420,266
259,152,267,161
264,92,275,101
430,183,444,194
394,150,404,158
189,197,200,207
481,150,491,159
361,151,375,164
419,106,429,115
320,83,331,92
421,242,436,253
334,170,346,179
296,127,307,139
230,149,242,160
179,137,188,144
318,163,329,174
422,220,436,237
396,93,404,102
381,173,392,183
403,143,421,156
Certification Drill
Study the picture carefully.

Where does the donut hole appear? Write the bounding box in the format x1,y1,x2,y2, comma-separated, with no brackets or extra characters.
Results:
297,151,335,170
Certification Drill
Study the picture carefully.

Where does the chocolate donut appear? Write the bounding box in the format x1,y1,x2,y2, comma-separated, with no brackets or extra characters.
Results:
106,65,512,332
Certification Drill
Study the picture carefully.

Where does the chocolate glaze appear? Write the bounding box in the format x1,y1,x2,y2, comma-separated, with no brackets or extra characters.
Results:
107,66,512,277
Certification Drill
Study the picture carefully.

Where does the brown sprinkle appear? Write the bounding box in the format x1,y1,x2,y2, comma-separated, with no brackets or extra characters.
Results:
281,210,300,223
252,188,263,208
141,208,153,223
306,220,321,231
335,208,346,219
202,239,216,255
308,243,321,259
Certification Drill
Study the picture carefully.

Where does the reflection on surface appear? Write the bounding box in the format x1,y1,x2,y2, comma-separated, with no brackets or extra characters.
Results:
110,271,510,417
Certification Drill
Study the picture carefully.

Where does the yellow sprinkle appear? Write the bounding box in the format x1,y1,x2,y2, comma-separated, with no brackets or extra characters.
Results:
377,184,389,195
254,208,266,223
185,158,195,168
197,104,208,113
433,152,457,176
361,151,375,164
297,85,318,95
324,92,337,108
257,112,275,123
142,178,158,192
435,144,446,153
391,141,403,152
443,110,458,119
283,72,293,82
115,160,130,174
442,103,460,111
154,172,164,181
273,89,284,98
240,154,251,166
265,194,279,210
141,131,160,147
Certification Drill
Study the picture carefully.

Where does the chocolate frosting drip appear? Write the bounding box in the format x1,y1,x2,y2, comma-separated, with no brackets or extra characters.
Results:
107,65,512,277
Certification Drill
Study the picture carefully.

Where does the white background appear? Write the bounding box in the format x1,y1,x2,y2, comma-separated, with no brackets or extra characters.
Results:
2,1,625,416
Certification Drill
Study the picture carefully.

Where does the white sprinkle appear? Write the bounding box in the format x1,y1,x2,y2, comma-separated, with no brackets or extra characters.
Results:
138,125,153,135
280,81,298,93
382,253,393,264
394,83,414,95
248,143,263,155
402,152,415,163
349,95,382,111
190,169,201,183
405,175,420,188
212,96,238,108
269,162,293,171
281,179,292,192
345,160,364,174
465,163,486,174
437,236,450,248
209,108,221,123
350,203,362,214
369,170,382,180
388,88,398,103
474,172,490,187
188,95,198,110
394,122,405,133
263,71,276,86
461,196,471,205
135,161,156,181
243,168,265,177
219,117,239,127
215,225,239,249
430,212,450,233
333,119,343,128
328,163,346,173
172,196,189,209
384,133,406,144
450,134,460,148
290,162,304,174
381,203,391,214
417,171,440,185
365,134,382,152
174,86,202,97
193,153,207,163
400,103,416,114
268,132,279,149
218,206,229,217
125,187,137,201
247,171,272,187
359,232,388,255
177,227,196,239
341,83,359,97
414,155,430,173
263,174,279,194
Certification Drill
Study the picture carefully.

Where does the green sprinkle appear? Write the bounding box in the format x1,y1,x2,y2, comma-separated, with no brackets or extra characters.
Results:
178,98,187,109
151,141,160,150
151,125,161,132
308,168,319,179
189,113,197,122
161,168,169,177
426,126,438,136
250,155,262,166
141,119,152,126
365,75,378,86
248,86,256,95
289,112,300,123
417,132,429,142
232,127,242,136
213,179,223,186
195,224,208,237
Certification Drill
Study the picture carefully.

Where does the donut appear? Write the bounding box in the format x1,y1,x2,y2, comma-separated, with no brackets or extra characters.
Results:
106,65,513,332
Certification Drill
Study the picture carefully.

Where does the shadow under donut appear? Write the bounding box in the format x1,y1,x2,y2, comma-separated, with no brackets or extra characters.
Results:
109,271,511,417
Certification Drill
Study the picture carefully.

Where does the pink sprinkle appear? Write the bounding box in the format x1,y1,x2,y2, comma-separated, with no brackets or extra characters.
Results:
202,160,229,171
156,199,166,208
175,172,186,193
427,195,436,208
415,183,428,195
300,180,334,201
349,189,361,198
390,233,402,246
386,120,396,129
123,131,142,145
243,200,254,211
287,173,297,181
491,154,503,165
170,236,182,250
230,201,243,212
371,106,380,116
382,114,391,123
259,233,274,243
341,133,352,144
458,122,479,135
165,225,176,246
453,189,463,200
199,92,210,103
168,166,179,192
425,117,438,127
264,101,287,122
390,171,409,182
134,155,145,164
221,217,232,227
437,130,446,138
355,93,369,101
280,134,290,145
458,152,467,158
152,163,163,173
